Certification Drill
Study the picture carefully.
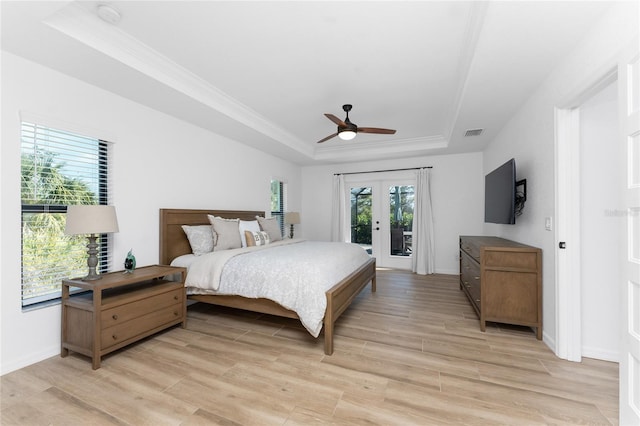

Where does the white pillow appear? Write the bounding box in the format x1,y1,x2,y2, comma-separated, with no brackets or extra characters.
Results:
238,220,260,247
256,216,282,242
207,215,241,250
244,230,271,247
181,225,215,256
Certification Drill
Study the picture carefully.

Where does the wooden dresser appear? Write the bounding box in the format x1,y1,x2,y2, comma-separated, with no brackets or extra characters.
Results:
61,265,186,369
459,236,542,339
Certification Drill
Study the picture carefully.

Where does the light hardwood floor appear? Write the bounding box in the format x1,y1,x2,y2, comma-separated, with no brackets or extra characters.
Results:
1,270,618,425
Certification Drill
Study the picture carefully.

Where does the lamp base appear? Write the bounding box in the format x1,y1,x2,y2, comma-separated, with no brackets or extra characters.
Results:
289,224,295,239
83,234,102,281
83,273,102,281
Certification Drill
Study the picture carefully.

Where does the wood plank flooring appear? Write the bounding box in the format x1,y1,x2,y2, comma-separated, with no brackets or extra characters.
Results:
1,270,619,425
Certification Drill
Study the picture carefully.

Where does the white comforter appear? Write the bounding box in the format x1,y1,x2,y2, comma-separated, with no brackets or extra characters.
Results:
177,239,371,337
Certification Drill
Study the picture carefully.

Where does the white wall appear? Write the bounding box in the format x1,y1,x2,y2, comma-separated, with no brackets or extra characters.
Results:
482,2,638,350
580,81,620,361
301,152,484,274
0,52,302,374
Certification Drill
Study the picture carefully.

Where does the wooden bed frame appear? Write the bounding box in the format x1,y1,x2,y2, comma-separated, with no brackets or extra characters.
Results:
158,208,376,355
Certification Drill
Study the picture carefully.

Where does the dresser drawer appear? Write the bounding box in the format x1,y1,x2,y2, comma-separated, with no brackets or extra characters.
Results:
460,252,481,308
101,302,183,350
483,249,539,270
467,277,481,308
460,250,479,275
460,237,480,261
101,288,183,328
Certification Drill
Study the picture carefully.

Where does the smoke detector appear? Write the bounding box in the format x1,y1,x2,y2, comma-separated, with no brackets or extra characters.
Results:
97,4,122,25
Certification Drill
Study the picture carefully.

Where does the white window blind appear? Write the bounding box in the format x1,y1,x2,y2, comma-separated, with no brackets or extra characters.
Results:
20,121,114,307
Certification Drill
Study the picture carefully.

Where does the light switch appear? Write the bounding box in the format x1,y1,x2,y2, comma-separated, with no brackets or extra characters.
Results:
545,217,553,231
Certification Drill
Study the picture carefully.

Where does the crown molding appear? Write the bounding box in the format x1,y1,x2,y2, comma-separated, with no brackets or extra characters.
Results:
313,135,448,162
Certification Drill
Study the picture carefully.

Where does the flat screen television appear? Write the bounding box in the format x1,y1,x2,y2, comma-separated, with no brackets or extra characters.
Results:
484,158,517,224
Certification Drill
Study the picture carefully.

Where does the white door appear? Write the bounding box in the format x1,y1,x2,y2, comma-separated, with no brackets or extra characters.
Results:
618,43,640,425
347,177,415,270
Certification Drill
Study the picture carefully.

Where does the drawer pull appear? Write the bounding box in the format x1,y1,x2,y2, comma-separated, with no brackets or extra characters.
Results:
174,295,179,300
474,276,480,280
112,314,118,320
475,299,480,303
173,311,178,316
112,334,118,340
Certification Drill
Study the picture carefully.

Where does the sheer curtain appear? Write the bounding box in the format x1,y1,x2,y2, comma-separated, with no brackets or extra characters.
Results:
331,174,347,242
412,168,435,275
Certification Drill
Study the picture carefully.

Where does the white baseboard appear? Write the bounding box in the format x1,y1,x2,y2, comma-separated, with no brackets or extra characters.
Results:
581,346,619,363
0,345,59,376
435,268,459,275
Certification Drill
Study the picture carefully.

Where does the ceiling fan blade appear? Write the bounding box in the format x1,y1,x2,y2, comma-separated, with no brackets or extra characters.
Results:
317,133,338,143
325,113,346,127
358,127,396,135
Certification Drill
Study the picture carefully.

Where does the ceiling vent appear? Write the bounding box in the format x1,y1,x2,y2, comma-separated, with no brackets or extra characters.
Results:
464,128,483,137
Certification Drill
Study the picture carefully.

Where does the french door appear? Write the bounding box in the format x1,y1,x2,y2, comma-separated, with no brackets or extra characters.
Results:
348,178,415,269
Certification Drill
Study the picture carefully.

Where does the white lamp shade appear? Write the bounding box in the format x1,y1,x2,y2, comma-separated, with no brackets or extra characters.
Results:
338,130,356,140
285,212,301,224
65,205,119,235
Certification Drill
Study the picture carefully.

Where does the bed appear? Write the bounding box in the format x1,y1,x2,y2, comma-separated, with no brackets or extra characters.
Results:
158,208,376,355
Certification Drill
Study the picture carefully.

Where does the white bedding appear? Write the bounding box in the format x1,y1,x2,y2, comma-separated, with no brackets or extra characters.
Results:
172,239,371,337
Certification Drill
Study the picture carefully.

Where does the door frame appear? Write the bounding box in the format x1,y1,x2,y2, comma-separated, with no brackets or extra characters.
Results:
555,68,617,362
556,39,640,422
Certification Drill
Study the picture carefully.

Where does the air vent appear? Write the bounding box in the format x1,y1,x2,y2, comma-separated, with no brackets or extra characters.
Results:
464,128,483,137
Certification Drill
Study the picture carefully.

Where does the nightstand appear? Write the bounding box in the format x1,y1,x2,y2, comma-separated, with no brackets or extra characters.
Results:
61,265,186,369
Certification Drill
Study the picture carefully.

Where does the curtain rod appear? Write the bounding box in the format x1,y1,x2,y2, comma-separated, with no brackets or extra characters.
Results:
334,166,432,176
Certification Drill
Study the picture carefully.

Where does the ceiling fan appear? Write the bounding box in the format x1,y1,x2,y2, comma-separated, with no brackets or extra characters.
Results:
317,104,396,143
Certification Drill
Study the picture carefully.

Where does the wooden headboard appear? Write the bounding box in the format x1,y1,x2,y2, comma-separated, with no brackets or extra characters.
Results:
159,208,265,265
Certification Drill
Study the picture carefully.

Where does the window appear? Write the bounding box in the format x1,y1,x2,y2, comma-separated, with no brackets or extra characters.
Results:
21,122,113,307
270,178,286,236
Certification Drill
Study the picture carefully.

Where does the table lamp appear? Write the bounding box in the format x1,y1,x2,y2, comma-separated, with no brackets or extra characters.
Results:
65,205,119,280
284,212,300,239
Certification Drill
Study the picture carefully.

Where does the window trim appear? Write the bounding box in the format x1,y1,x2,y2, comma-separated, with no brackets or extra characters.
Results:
20,121,113,308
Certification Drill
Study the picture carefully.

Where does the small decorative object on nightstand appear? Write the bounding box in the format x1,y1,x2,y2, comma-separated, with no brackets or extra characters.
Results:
61,265,186,369
285,211,300,238
124,249,136,273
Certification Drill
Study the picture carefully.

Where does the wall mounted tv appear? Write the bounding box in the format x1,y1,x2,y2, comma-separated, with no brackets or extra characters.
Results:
484,158,526,224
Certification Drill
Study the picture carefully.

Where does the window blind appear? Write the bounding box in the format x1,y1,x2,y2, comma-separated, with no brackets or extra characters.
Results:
20,122,114,307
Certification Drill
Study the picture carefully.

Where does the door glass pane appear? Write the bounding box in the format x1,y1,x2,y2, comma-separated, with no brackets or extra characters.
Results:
350,187,372,254
389,185,414,257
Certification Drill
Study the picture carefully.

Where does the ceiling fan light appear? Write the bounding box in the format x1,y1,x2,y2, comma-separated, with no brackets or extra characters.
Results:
338,130,356,140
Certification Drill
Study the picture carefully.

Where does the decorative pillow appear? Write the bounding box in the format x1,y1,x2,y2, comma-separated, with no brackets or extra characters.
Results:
244,230,271,247
238,220,260,248
256,216,282,242
181,225,215,256
207,215,242,250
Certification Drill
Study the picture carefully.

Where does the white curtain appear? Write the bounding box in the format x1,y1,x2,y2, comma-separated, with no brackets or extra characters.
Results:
331,174,347,242
412,168,435,275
